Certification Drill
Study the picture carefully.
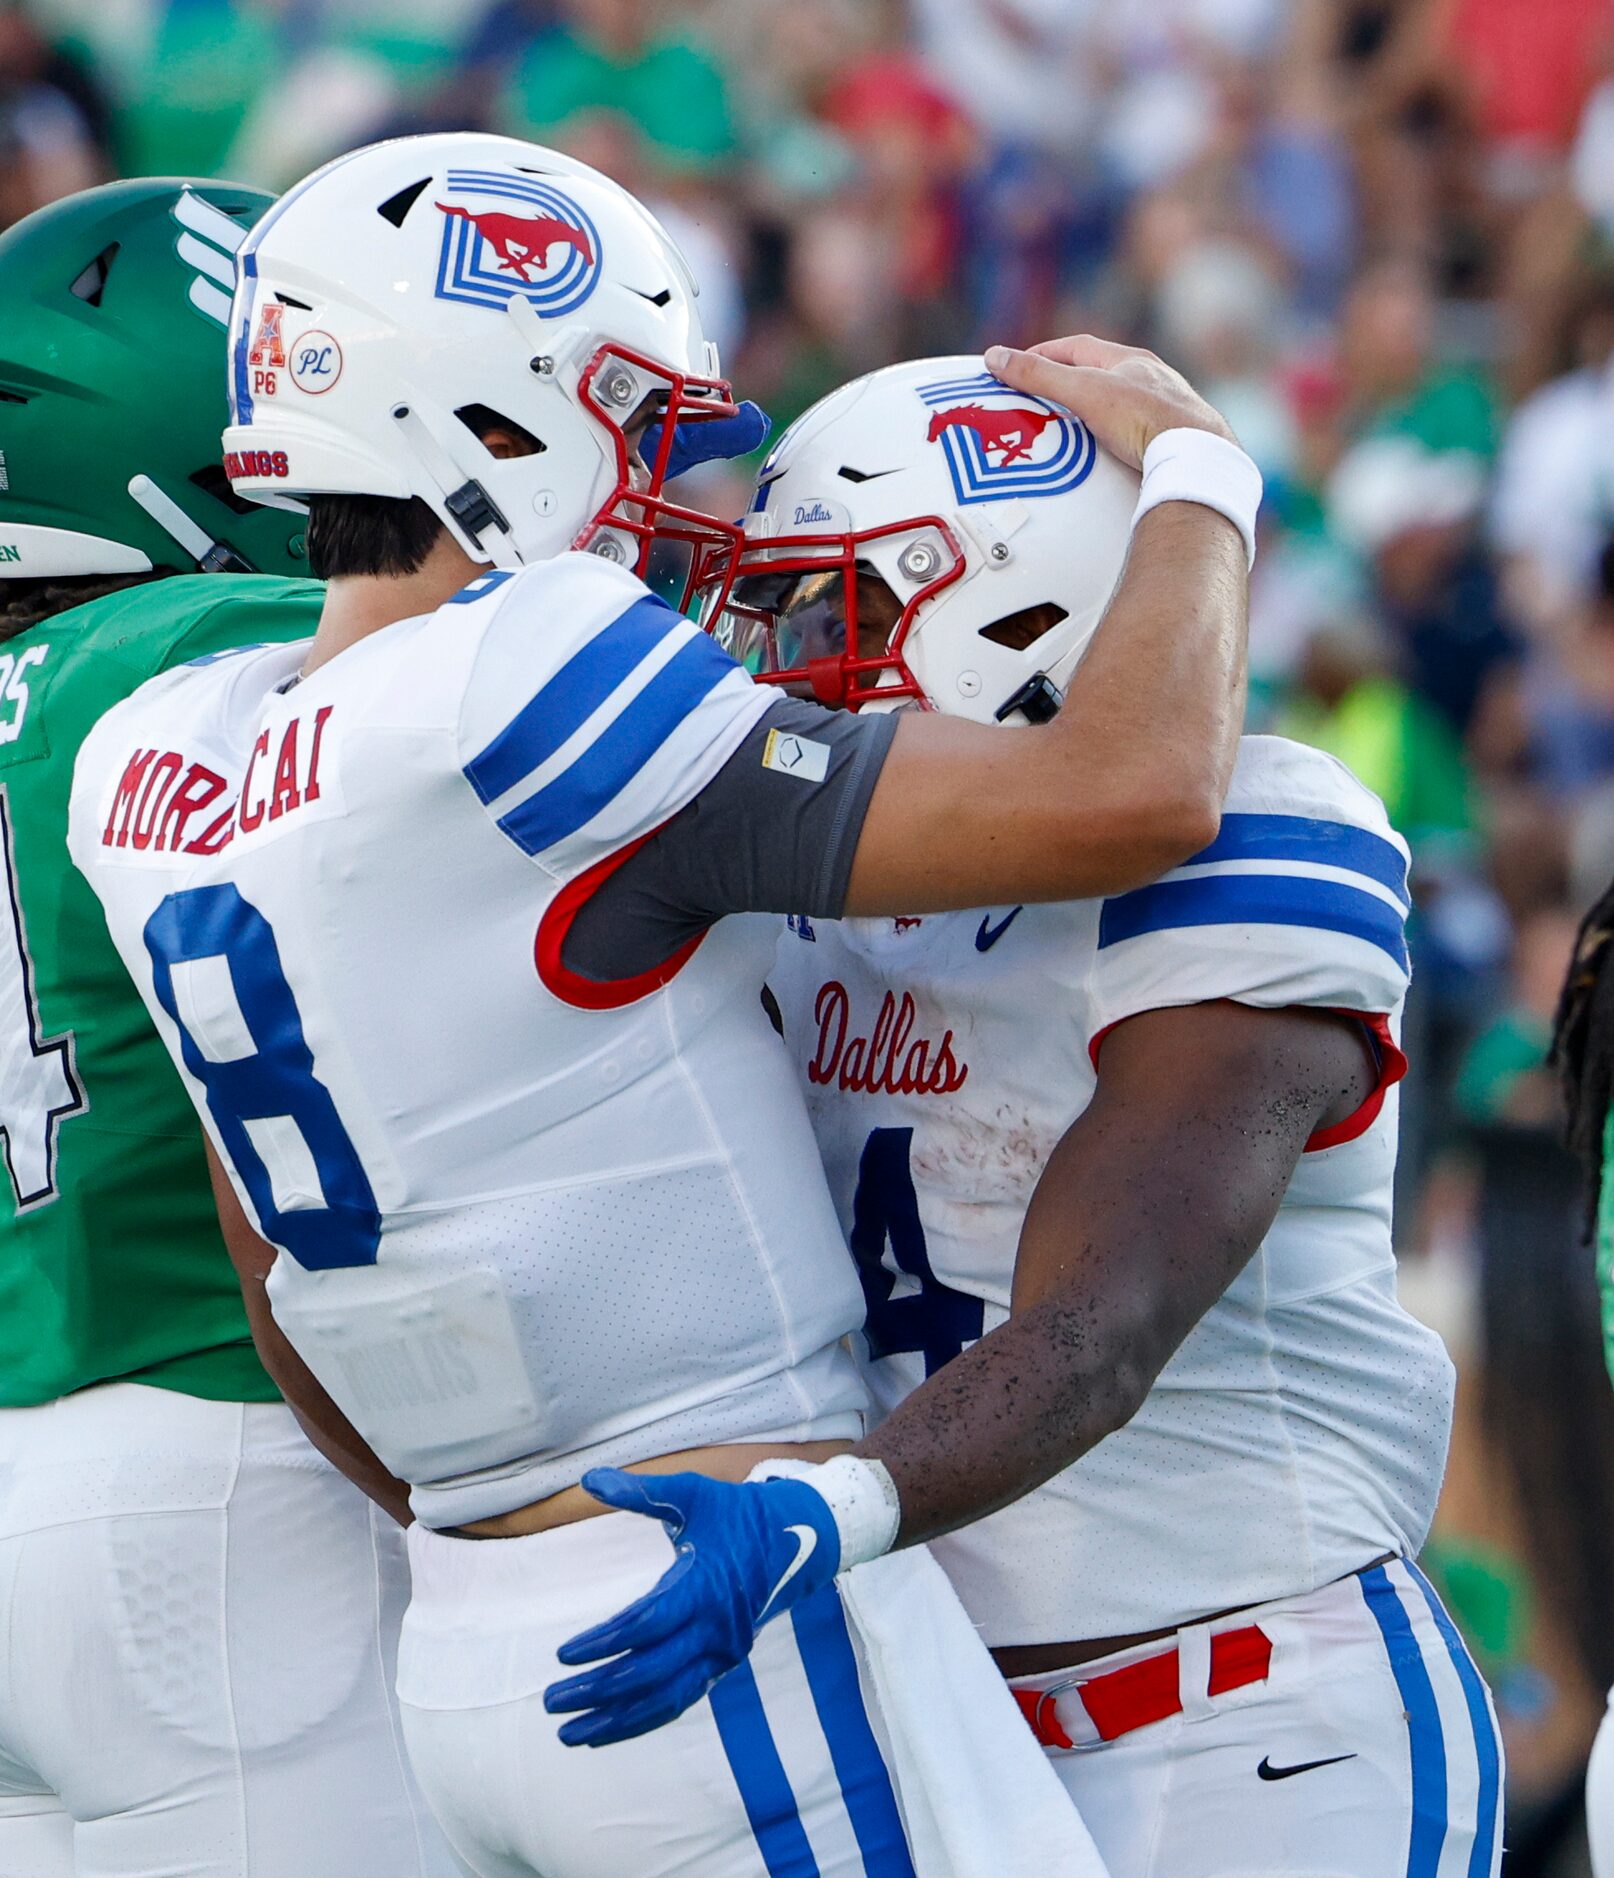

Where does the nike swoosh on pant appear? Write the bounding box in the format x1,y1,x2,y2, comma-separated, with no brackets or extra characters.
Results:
1256,1754,1358,1781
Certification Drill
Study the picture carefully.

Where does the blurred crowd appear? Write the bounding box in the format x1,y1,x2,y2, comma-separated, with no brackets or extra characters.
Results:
9,0,1614,1864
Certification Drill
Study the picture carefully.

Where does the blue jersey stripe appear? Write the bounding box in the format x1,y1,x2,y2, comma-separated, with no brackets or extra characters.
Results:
1188,813,1410,905
497,631,738,855
1098,872,1409,970
1405,1561,1502,1878
464,595,686,805
792,1587,917,1878
1362,1564,1448,1877
708,1661,820,1877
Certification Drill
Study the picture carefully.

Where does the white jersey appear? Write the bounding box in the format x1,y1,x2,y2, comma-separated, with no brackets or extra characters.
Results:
69,555,868,1527
768,735,1456,1643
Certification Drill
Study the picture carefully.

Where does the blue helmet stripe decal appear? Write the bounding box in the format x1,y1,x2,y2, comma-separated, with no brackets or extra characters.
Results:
230,309,255,427
230,144,372,429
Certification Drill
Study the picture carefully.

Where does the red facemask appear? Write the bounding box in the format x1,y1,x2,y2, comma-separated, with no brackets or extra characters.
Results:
693,515,966,710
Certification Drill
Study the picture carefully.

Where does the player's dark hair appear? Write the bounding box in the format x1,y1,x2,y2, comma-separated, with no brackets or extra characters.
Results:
304,493,444,581
0,569,176,643
1552,876,1614,1226
304,406,543,581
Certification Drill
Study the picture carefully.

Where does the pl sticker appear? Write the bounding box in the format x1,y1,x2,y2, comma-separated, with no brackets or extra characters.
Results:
290,331,343,395
917,369,1095,505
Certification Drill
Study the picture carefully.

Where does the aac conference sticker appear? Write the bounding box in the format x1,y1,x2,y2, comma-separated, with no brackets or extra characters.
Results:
289,331,343,395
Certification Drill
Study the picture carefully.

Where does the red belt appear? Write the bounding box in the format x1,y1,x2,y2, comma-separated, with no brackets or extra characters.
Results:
1014,1623,1273,1749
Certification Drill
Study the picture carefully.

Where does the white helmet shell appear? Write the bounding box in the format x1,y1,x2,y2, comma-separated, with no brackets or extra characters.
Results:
715,356,1140,723
222,133,732,570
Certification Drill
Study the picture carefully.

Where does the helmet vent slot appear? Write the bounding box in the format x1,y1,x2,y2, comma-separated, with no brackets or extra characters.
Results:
189,464,258,516
0,387,31,406
629,286,673,308
276,292,314,312
978,602,1067,652
837,466,897,484
69,243,119,308
456,404,545,455
377,178,431,228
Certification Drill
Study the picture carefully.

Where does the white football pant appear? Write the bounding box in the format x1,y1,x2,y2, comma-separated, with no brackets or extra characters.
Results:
1586,1684,1614,1874
399,1511,927,1878
1011,1556,1504,1878
0,1382,463,1878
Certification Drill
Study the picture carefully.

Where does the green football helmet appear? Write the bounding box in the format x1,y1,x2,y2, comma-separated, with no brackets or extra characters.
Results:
0,178,307,580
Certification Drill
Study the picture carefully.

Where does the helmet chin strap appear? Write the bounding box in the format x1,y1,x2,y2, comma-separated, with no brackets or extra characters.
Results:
127,474,255,574
993,671,1064,725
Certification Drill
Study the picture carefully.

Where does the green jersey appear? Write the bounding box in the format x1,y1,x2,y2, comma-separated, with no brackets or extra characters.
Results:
0,574,322,1406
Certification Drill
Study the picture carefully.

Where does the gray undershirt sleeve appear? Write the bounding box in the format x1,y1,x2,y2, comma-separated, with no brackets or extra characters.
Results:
560,696,899,985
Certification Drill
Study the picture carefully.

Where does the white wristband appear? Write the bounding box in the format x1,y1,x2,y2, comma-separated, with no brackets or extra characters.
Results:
748,1453,902,1570
1132,427,1262,570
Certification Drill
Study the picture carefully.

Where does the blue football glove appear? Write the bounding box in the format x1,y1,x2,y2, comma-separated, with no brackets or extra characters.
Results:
642,400,771,481
543,1466,840,1748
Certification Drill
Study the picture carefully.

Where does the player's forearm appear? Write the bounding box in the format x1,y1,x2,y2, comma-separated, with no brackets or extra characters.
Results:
1039,501,1248,890
204,1138,414,1525
259,1332,416,1529
851,1250,1194,1547
854,1006,1367,1548
845,501,1250,916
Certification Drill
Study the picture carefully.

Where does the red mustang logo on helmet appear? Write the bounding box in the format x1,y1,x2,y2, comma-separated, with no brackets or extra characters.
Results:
927,404,1057,466
435,204,594,282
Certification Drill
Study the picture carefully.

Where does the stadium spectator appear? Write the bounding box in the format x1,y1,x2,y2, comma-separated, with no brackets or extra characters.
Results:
500,0,735,174
0,2,108,226
8,0,1614,1857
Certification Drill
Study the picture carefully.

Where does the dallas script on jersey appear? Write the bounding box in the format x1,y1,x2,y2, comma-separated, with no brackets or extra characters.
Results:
805,980,969,1095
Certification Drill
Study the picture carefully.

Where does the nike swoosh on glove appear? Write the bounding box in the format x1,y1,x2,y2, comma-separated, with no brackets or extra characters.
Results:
642,401,771,481
543,1467,840,1748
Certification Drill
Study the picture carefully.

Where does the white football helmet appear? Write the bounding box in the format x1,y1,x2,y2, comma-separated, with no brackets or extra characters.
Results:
222,132,736,575
698,356,1141,722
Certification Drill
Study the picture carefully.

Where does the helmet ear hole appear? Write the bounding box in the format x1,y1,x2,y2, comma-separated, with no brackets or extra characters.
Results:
455,404,545,457
69,244,119,308
978,601,1067,653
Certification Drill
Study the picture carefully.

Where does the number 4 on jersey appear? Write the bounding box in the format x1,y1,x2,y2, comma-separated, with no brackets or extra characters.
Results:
851,1126,983,1377
0,785,86,1209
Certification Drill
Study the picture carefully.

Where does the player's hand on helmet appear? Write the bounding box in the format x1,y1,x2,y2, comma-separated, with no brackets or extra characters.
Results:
985,335,1236,472
544,1467,841,1747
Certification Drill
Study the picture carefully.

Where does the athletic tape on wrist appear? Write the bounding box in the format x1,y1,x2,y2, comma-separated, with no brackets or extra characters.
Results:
748,1453,902,1570
1132,427,1262,570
